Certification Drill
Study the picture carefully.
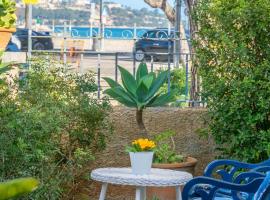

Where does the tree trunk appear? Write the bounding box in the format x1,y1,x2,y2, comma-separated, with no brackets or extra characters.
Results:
136,109,147,136
25,5,30,29
184,0,200,106
144,0,200,105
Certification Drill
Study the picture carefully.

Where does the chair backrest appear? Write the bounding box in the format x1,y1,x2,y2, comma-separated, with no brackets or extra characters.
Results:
254,172,270,200
261,158,270,166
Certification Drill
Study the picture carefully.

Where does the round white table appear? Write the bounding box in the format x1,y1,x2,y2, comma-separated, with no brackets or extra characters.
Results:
91,167,193,200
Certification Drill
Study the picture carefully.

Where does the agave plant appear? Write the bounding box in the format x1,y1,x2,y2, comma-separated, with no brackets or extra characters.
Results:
0,177,39,200
103,63,174,135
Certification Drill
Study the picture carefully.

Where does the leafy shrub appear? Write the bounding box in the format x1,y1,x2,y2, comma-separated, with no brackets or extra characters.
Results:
194,0,270,162
159,67,187,104
153,131,184,164
0,56,112,199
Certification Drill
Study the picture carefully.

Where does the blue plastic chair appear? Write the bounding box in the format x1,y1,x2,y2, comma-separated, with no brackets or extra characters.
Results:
204,159,270,182
182,172,270,200
196,160,270,198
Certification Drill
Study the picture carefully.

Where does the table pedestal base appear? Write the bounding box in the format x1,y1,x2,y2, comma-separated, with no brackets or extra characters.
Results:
136,187,146,200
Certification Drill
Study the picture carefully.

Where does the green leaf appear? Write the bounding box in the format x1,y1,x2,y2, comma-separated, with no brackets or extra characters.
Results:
104,87,137,107
0,63,12,75
149,92,174,107
136,63,148,84
140,73,154,90
0,178,39,200
146,70,168,100
136,81,149,104
118,66,137,96
103,77,120,88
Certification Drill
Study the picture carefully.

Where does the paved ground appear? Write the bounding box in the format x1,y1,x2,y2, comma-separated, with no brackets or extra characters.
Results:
3,51,182,99
79,54,171,87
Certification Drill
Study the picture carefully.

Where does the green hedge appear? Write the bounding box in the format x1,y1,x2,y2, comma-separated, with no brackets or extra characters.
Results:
194,0,270,162
0,57,112,199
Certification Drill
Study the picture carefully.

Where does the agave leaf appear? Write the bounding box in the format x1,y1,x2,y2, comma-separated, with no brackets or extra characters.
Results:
103,77,120,88
104,87,137,107
136,81,149,103
118,66,137,96
136,63,148,84
148,92,174,107
146,70,168,100
148,72,156,80
0,178,39,200
140,73,154,90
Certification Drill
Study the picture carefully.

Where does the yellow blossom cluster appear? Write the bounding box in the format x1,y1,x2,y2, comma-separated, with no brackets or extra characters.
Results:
23,0,39,4
132,138,156,151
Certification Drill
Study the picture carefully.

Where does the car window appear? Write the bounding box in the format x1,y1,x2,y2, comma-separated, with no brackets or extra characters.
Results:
142,31,156,39
32,31,38,36
142,30,171,39
156,31,168,39
16,29,28,36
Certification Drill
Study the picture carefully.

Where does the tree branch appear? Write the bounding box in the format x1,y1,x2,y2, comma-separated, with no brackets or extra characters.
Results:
144,0,175,23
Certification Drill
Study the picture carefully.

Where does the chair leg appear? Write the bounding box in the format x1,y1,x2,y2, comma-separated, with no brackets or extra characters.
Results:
98,183,108,200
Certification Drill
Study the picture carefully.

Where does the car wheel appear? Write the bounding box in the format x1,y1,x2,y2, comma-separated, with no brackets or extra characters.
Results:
33,42,45,50
135,49,145,62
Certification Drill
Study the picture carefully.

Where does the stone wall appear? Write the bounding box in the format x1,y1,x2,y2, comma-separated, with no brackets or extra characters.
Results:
80,106,217,200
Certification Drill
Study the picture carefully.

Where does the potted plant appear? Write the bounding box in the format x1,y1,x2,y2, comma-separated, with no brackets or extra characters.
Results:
147,131,198,200
0,0,17,50
103,63,174,135
126,138,156,175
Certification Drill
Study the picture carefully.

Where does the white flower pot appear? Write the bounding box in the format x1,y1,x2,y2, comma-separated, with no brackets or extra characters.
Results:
129,152,154,175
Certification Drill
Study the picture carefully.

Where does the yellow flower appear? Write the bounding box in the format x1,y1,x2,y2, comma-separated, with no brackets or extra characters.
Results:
23,0,39,4
132,138,156,151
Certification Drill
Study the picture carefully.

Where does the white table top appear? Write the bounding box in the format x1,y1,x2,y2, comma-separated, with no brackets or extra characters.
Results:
91,167,193,187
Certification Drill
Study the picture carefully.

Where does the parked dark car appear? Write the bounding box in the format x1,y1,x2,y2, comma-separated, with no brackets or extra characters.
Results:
14,29,53,51
135,29,174,61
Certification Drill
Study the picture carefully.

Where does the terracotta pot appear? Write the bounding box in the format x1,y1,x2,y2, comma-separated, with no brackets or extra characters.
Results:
147,157,198,200
0,27,16,51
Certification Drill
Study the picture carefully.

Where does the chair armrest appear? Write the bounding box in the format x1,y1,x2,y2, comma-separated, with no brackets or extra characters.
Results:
182,176,264,200
234,171,265,184
251,166,270,173
204,159,258,181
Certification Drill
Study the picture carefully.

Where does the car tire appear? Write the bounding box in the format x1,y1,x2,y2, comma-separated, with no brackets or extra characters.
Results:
135,49,145,62
33,42,45,50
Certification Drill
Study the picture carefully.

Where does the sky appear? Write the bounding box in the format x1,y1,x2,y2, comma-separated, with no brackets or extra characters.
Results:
109,0,175,9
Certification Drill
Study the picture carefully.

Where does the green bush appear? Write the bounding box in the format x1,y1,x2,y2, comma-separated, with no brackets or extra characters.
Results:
194,0,270,162
153,131,184,164
0,57,112,199
159,67,187,102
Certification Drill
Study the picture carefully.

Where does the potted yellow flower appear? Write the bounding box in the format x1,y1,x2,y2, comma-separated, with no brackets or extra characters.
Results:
0,0,17,50
126,138,156,175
